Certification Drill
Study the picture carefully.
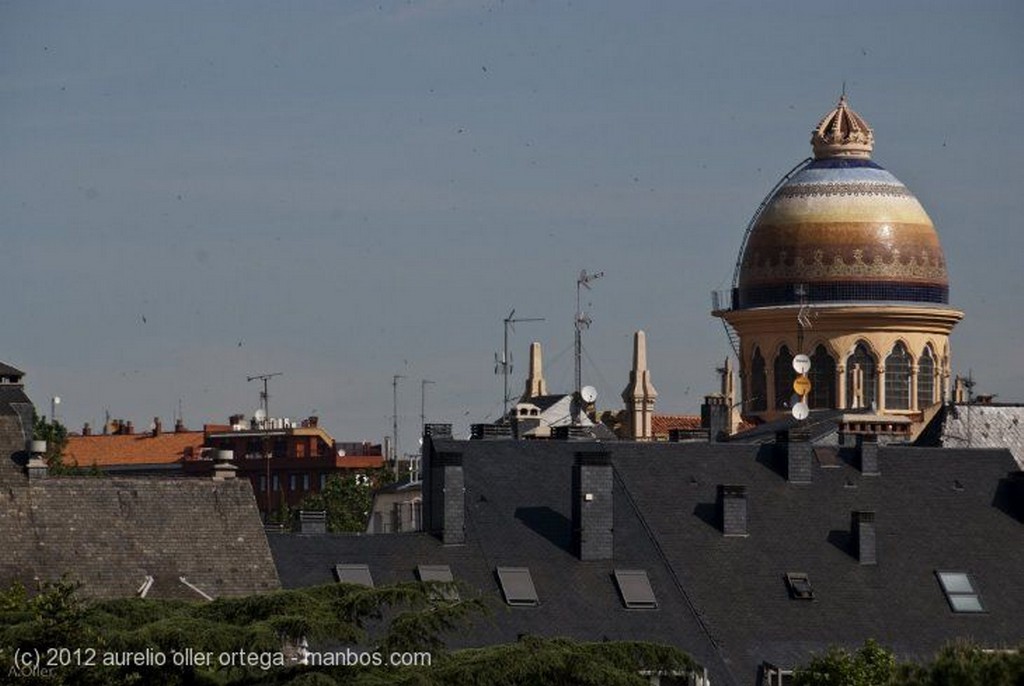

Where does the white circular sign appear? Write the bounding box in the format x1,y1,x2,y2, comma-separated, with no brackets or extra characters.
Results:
791,401,809,421
792,354,811,375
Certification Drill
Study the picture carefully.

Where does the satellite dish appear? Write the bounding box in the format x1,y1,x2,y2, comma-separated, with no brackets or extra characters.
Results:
791,401,809,421
793,354,811,375
253,408,267,421
580,386,598,404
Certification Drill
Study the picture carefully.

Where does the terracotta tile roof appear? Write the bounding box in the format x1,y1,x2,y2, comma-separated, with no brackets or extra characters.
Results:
651,414,702,435
63,431,206,467
336,455,385,469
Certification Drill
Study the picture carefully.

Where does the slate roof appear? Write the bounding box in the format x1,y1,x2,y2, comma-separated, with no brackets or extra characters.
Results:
0,476,280,599
920,403,1024,469
63,431,206,468
270,437,1024,686
0,361,25,378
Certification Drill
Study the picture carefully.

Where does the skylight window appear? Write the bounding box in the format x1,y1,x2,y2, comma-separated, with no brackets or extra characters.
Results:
785,572,814,600
417,564,459,601
334,564,374,587
613,569,658,609
936,571,984,613
496,567,539,607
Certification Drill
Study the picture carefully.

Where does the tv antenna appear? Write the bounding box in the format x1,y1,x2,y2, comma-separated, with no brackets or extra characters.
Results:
574,269,604,424
495,308,545,418
392,374,406,476
420,379,435,435
247,372,282,421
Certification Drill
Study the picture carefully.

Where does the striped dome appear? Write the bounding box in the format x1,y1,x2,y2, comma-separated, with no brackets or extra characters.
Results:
735,102,948,310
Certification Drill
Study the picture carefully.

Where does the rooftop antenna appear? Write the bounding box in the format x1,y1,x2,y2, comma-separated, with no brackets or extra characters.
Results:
495,308,545,418
575,269,604,425
392,374,406,477
247,372,282,422
795,283,814,352
420,379,435,435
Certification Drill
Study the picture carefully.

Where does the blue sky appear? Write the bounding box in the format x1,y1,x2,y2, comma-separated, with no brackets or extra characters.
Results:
2,0,1022,449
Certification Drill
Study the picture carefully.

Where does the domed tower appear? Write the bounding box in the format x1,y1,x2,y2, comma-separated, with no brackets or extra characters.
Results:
713,96,961,418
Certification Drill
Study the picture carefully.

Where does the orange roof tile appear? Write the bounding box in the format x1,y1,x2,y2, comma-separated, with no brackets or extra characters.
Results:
336,455,385,469
651,414,702,435
63,432,206,467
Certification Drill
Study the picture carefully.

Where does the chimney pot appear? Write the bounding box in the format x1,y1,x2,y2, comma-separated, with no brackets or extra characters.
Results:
175,418,185,433
298,510,327,534
82,422,92,437
125,421,134,435
153,417,162,437
26,440,48,479
702,394,730,442
212,449,237,481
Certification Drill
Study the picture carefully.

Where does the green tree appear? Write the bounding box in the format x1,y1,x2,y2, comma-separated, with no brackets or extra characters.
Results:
297,470,388,532
32,413,69,473
794,640,898,686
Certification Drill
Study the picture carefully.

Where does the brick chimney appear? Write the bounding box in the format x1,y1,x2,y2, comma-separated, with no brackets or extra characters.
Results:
153,417,162,437
572,451,613,560
858,434,879,475
718,484,748,537
852,510,877,565
175,418,186,433
425,450,464,545
211,450,237,481
82,422,92,436
125,421,134,435
701,394,730,443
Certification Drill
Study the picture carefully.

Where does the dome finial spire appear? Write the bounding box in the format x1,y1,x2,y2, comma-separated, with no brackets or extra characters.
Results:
811,93,874,159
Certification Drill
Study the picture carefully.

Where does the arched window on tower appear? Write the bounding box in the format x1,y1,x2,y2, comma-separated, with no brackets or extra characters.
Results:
808,345,836,409
885,342,912,410
918,345,936,408
845,342,878,410
774,345,796,410
749,348,767,412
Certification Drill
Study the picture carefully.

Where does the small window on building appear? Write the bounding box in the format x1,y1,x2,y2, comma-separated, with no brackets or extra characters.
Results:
936,571,984,613
289,474,297,491
334,564,374,587
417,564,459,601
785,572,814,600
613,569,658,609
320,472,328,490
496,567,539,607
302,473,310,491
272,475,280,492
258,475,267,491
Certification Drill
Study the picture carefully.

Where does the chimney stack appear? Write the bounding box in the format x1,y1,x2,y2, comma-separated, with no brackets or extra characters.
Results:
523,342,547,399
125,421,134,435
25,440,48,480
718,484,748,537
82,422,92,437
851,510,877,565
153,417,162,437
426,450,465,545
175,418,186,433
701,394,730,442
572,451,613,560
211,450,237,481
858,434,880,475
621,330,658,440
779,430,812,484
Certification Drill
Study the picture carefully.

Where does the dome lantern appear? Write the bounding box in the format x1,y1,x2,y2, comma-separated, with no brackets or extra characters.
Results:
811,95,874,160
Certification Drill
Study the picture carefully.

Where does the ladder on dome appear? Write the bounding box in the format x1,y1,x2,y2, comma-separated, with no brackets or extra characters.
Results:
715,157,813,359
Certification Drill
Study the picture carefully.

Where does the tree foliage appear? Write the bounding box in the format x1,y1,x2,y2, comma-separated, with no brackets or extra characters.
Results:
794,639,1024,686
32,413,69,473
0,580,705,686
296,469,393,532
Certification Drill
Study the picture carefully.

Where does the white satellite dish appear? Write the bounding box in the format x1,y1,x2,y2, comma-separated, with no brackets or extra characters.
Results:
253,408,267,421
580,385,598,404
792,354,811,375
791,401,809,421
